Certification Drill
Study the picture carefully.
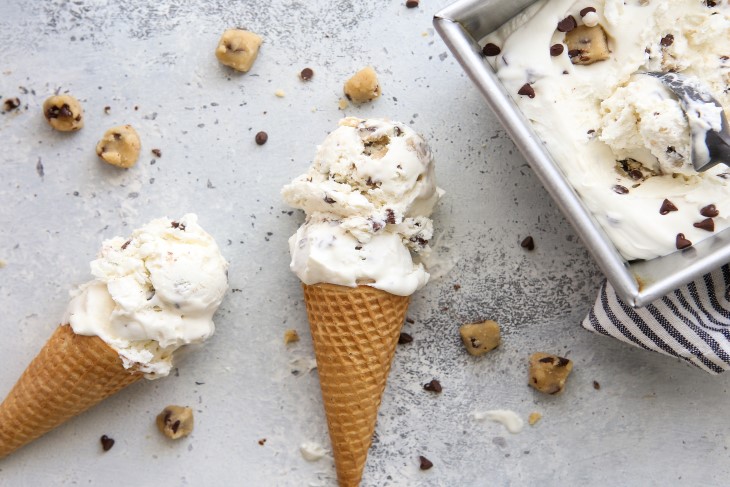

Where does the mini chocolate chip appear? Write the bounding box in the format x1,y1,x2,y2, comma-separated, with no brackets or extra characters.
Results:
300,67,314,80
372,220,383,231
398,332,414,344
406,317,415,324
151,148,162,157
419,455,434,470
59,104,73,118
676,233,692,250
100,435,115,451
104,106,111,114
612,185,629,195
557,15,577,32
424,379,442,393
701,204,719,217
324,195,335,204
385,209,396,224
550,44,564,56
593,380,601,390
258,438,267,446
518,83,535,98
694,218,715,232
628,169,643,180
406,0,419,7
568,49,584,58
706,0,717,7
661,34,674,47
482,43,501,56
121,240,131,250
580,6,597,16
171,420,181,434
660,199,678,215
520,236,535,251
255,131,268,145
453,284,461,291
3,97,20,111
113,132,122,141
556,357,570,367
171,221,187,231
538,356,555,364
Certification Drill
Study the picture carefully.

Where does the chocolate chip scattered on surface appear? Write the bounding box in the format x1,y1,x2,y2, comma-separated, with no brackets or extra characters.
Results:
2,97,20,112
406,0,419,8
593,380,601,390
520,236,535,251
613,185,629,194
156,405,194,440
43,95,83,132
528,352,573,395
215,29,262,72
419,455,434,470
300,67,314,81
459,320,500,356
255,131,268,145
398,332,413,344
423,379,442,393
100,434,115,452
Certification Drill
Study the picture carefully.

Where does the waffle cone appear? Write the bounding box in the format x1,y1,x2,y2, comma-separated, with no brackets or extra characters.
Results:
0,324,142,458
302,283,409,487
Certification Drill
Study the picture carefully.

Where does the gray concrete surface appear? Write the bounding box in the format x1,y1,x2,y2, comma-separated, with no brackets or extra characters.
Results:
0,1,728,485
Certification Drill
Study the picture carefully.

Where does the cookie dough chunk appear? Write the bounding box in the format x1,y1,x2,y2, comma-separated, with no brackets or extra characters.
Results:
215,29,262,72
565,25,610,65
96,125,141,168
43,95,83,132
156,405,194,440
284,329,300,344
343,66,381,104
528,352,573,395
459,320,500,356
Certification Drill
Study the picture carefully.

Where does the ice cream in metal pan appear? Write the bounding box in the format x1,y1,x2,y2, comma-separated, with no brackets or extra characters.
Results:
435,0,730,306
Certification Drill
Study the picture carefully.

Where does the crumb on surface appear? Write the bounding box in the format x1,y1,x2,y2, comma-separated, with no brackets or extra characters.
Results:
274,89,286,98
338,99,349,110
528,412,542,426
284,329,300,344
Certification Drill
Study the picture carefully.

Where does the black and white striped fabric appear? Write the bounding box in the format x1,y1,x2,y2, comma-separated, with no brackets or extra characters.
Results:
583,264,730,374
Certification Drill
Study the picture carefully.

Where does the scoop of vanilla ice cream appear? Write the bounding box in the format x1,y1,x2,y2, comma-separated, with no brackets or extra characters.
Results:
65,214,229,378
282,118,442,296
282,117,440,225
600,75,692,175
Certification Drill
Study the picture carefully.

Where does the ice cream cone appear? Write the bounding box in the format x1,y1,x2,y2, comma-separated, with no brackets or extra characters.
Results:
0,324,142,458
302,283,410,487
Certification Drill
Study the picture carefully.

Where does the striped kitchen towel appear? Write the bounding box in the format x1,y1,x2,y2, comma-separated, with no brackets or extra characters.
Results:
583,264,730,374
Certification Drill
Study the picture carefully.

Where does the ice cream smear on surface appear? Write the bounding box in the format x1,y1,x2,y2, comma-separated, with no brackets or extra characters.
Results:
65,214,229,378
483,0,730,260
282,117,443,296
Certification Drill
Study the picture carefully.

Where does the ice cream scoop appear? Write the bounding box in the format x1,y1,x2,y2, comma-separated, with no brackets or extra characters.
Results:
647,72,730,172
0,214,228,458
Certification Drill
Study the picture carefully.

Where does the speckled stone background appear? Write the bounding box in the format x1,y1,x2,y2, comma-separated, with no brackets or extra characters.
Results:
1,1,729,485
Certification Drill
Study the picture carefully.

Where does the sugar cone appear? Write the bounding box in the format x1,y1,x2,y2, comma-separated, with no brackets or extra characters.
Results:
0,324,142,458
302,283,409,487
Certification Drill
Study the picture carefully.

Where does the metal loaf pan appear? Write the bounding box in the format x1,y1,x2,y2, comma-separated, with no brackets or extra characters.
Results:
434,0,730,307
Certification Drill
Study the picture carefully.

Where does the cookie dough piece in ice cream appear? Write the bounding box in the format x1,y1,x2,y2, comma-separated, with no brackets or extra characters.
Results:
282,117,443,296
66,214,229,377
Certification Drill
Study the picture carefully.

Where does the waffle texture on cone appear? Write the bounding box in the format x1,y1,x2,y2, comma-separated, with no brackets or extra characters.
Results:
302,283,409,487
0,325,142,458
